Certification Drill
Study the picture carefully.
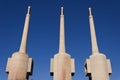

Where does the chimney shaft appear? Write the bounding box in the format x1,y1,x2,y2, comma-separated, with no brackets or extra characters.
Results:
19,6,31,53
59,7,66,53
89,8,99,54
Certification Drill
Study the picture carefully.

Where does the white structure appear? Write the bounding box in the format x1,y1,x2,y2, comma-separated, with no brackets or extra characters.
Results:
84,8,112,80
6,6,33,80
50,7,75,80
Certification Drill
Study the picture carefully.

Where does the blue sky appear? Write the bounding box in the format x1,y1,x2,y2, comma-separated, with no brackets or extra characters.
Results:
0,0,120,80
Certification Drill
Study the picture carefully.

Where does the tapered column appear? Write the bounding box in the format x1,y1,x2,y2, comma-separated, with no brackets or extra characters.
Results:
89,8,99,54
50,7,75,80
6,6,33,80
19,6,30,53
84,8,112,80
59,7,66,53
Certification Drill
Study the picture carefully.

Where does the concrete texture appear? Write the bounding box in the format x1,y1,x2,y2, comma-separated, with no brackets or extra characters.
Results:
84,8,112,80
50,7,75,80
6,6,33,80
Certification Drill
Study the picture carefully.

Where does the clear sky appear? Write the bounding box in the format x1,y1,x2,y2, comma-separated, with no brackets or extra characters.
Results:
0,0,120,80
